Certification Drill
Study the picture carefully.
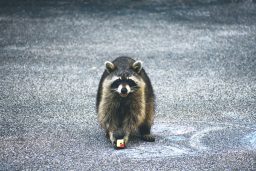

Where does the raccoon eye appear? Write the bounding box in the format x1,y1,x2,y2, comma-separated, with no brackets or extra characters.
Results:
127,79,137,88
111,79,122,89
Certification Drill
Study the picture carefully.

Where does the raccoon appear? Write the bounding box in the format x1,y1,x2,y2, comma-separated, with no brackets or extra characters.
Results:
96,56,155,147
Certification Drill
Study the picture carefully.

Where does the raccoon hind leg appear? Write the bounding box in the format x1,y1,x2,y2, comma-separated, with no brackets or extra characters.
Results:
139,122,155,142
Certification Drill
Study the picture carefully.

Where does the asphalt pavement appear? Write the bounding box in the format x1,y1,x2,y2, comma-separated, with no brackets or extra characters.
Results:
0,0,256,170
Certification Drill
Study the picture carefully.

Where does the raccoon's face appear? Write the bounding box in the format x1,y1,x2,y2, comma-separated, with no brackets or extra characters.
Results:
104,60,143,97
110,77,139,97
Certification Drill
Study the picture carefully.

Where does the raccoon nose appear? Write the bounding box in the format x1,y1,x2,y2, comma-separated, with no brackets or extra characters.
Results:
121,88,128,94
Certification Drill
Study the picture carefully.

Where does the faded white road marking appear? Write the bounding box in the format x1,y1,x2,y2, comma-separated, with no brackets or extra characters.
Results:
190,127,225,151
241,131,256,149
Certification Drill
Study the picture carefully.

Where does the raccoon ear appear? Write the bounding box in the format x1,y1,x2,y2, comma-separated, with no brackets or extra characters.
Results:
132,60,143,73
105,61,115,73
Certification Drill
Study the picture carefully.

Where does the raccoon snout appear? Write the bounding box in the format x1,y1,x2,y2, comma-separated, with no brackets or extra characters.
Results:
117,84,130,97
121,88,128,94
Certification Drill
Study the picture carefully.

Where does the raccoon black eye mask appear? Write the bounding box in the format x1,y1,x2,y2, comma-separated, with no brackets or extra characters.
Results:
111,79,138,89
110,78,139,97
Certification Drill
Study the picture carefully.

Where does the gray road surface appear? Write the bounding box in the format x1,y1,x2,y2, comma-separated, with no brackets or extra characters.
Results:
0,0,256,170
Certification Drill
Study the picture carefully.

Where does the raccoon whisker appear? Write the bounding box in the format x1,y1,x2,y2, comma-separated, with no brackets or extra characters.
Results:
130,87,139,92
131,86,140,89
111,88,118,92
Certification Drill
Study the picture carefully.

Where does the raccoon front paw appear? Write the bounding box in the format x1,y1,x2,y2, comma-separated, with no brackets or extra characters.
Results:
141,134,155,142
109,132,117,145
111,138,116,145
110,131,129,148
123,134,129,144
